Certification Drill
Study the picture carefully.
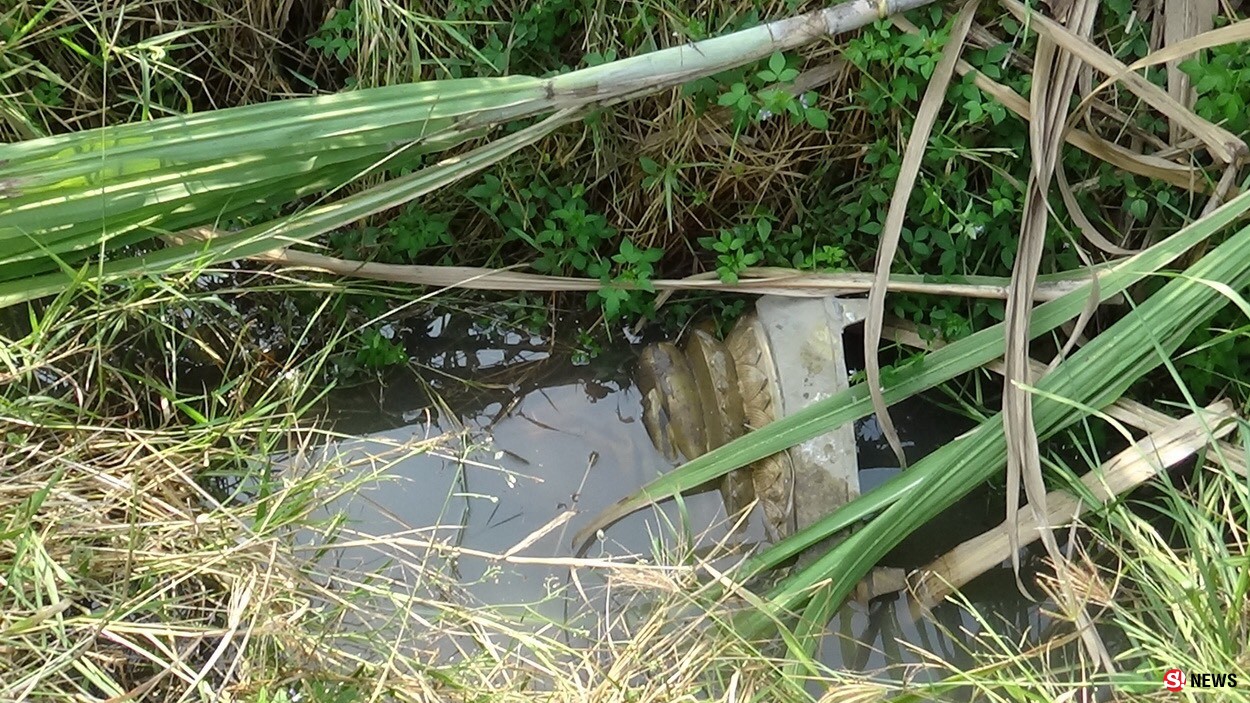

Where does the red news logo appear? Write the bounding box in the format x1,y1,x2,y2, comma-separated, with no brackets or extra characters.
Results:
1164,669,1239,692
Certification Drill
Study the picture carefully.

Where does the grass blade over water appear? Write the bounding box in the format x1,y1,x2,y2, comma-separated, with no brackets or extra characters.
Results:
574,188,1250,552
738,218,1250,639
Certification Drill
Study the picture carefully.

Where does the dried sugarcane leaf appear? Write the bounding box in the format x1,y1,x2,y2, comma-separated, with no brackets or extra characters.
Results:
163,227,1110,301
865,0,981,470
1004,0,1115,672
894,15,1212,192
1001,0,1247,164
1075,18,1250,160
912,400,1237,607
1055,162,1141,256
1163,0,1218,142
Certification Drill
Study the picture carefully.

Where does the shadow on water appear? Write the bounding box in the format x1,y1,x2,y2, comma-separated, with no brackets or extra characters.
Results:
307,313,1051,682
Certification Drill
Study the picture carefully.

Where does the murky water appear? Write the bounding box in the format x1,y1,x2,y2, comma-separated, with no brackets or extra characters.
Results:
310,313,1043,680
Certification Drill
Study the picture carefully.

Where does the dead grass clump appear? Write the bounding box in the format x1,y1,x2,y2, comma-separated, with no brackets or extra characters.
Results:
0,281,417,700
8,446,807,702
0,279,821,702
894,459,1250,702
1,419,295,699
0,0,327,138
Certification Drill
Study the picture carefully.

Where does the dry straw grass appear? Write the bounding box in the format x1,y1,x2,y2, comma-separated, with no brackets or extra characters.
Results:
0,424,814,701
0,281,818,702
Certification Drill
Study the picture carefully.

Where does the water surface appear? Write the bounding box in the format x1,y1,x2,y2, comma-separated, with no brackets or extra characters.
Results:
311,314,1043,680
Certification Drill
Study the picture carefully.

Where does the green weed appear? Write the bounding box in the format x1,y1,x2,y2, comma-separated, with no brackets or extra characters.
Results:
354,325,409,371
328,203,456,264
308,2,361,64
468,173,664,321
700,220,764,284
1170,27,1250,403
714,52,831,131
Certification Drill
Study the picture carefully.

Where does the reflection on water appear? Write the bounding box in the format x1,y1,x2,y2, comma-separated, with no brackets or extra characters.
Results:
311,313,1045,681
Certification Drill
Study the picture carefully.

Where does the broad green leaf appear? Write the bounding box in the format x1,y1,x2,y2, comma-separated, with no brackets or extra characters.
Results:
769,51,786,76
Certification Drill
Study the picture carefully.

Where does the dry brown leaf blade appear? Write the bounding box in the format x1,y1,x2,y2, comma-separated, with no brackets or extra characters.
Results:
171,228,1101,301
865,0,981,470
1054,162,1140,256
893,15,1212,194
912,400,1237,607
1071,17,1250,169
1125,16,1250,75
1163,0,1217,143
1001,0,1116,673
1002,0,1246,164
1099,17,1250,103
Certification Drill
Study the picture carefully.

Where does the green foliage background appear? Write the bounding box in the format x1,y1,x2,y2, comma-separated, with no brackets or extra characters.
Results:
3,0,1247,397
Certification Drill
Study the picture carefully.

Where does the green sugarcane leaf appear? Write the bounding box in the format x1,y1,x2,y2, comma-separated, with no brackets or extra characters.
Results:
0,110,580,307
740,217,1250,639
572,188,1250,553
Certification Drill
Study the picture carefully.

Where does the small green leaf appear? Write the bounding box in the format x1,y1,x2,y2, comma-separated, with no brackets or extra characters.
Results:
768,52,786,76
756,218,772,242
